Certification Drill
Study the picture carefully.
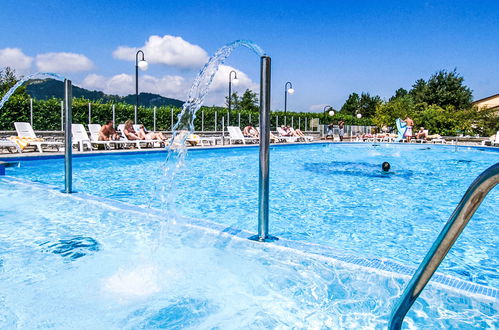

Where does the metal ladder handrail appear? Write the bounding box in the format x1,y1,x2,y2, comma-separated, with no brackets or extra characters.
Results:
389,162,499,330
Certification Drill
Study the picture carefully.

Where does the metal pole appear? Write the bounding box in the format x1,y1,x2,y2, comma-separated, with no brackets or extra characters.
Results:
153,106,157,132
30,98,33,127
64,79,73,193
112,104,115,124
227,111,230,127
88,103,91,124
238,112,241,128
250,55,277,242
221,116,225,146
284,115,287,126
170,107,174,131
291,116,294,128
276,115,279,129
215,111,217,131
134,105,137,124
305,118,308,131
249,113,251,123
201,111,204,132
60,100,64,131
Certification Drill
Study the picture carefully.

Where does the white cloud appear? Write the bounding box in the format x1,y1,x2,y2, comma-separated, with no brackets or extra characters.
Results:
113,35,208,69
81,73,188,98
80,64,257,106
0,48,33,73
35,52,94,73
308,104,333,112
202,64,258,105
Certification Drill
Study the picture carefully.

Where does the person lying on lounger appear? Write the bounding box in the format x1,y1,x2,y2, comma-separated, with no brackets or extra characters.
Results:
123,120,141,140
137,125,167,141
99,120,120,141
243,124,259,138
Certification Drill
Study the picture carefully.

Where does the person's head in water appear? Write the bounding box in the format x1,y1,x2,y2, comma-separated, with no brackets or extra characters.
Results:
382,162,391,172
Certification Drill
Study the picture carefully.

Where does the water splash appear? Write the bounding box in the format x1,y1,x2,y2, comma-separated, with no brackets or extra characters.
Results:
0,72,65,109
155,40,265,217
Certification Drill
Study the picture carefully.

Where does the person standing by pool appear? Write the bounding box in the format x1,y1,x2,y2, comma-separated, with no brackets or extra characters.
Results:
338,120,345,141
99,120,120,141
404,117,414,142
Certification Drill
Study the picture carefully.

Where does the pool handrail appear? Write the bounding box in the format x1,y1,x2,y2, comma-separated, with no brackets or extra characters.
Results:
389,162,499,330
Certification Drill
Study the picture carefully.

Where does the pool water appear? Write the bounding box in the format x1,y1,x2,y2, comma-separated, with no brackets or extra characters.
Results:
0,179,497,329
1,143,498,328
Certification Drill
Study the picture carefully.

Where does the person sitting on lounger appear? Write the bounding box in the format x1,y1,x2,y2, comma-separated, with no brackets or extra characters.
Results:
137,125,167,141
416,127,427,140
123,120,141,140
99,120,120,141
243,124,259,138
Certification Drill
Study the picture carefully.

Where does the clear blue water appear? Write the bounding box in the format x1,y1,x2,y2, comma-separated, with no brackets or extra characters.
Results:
1,143,498,328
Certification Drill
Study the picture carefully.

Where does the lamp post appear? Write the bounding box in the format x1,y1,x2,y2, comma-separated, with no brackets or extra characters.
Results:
228,70,238,126
135,50,148,123
284,81,294,117
323,105,334,123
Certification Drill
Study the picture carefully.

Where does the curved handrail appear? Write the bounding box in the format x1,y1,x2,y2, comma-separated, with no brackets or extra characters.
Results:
389,162,499,330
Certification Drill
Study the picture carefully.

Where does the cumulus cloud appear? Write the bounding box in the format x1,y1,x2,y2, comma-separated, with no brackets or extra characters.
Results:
113,35,208,69
0,48,33,73
81,73,188,98
35,52,94,73
308,104,332,112
80,64,257,106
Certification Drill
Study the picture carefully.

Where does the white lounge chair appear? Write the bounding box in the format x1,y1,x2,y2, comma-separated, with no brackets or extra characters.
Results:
88,124,129,150
227,126,259,144
276,127,298,143
117,124,156,149
71,124,93,151
0,140,21,153
14,122,63,153
481,131,499,146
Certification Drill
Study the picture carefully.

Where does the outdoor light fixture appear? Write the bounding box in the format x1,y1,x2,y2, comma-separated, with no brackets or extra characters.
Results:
284,81,294,116
323,105,334,122
135,50,147,123
357,113,362,118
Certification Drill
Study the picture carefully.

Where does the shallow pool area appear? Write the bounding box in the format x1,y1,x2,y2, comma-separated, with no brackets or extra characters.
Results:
0,143,498,328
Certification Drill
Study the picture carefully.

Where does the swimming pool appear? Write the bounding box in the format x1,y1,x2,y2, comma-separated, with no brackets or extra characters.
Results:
1,143,498,328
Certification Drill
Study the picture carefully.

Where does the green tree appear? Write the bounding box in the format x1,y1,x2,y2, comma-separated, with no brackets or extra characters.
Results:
389,88,408,101
359,92,382,118
224,91,241,110
373,95,416,128
409,70,473,109
238,89,259,112
340,92,360,116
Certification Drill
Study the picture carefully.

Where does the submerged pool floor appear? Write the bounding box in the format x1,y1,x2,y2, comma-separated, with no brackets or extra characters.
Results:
0,179,497,329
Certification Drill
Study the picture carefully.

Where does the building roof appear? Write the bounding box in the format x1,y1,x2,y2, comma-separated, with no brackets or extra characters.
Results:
473,93,499,110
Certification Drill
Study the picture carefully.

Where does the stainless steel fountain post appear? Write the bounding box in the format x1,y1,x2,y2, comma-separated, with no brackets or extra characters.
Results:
64,79,73,193
250,56,278,242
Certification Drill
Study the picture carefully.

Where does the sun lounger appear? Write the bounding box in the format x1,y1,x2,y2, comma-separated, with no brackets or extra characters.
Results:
14,122,63,153
87,124,130,149
276,127,298,142
0,140,21,153
71,124,93,151
227,126,259,144
481,131,499,146
117,124,158,149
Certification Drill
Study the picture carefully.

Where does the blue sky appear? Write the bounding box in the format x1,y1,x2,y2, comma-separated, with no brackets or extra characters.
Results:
1,0,498,111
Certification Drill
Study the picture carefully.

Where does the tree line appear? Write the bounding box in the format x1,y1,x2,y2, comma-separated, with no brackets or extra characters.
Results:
1,67,497,135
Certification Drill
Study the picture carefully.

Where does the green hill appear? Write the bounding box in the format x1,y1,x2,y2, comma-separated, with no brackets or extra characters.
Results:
26,79,185,108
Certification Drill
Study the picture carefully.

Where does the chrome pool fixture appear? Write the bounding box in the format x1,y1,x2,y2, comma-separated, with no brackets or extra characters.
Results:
389,162,499,329
63,79,73,193
249,56,278,242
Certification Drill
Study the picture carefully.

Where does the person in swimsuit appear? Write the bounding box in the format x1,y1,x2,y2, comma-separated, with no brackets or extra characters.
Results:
99,120,120,141
123,120,141,140
243,124,259,138
338,120,345,141
137,125,167,141
404,117,414,142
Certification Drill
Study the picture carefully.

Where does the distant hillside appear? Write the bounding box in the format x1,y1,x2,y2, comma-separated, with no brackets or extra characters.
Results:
26,79,184,108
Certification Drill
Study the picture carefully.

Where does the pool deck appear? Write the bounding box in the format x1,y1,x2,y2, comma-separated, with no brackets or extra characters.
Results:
1,140,497,160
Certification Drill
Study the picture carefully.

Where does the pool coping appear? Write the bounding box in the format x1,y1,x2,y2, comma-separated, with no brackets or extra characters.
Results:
2,175,498,302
